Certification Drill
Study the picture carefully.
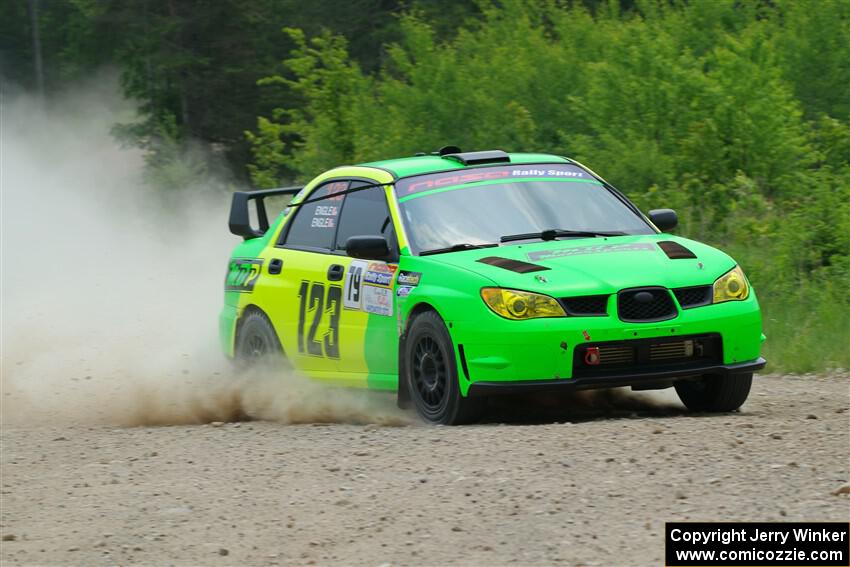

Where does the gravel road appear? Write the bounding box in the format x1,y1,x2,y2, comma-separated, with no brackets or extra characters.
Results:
1,373,848,566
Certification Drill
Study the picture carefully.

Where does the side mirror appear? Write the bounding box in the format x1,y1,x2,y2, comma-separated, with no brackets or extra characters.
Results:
648,209,678,232
345,235,391,261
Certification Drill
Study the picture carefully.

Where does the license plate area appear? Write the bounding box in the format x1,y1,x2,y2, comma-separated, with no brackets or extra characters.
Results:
572,333,722,378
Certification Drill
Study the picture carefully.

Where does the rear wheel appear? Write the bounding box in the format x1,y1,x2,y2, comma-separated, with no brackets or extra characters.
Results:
404,311,484,425
675,373,752,412
235,309,283,365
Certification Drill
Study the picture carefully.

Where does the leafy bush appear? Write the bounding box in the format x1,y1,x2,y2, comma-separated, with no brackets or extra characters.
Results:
250,0,850,372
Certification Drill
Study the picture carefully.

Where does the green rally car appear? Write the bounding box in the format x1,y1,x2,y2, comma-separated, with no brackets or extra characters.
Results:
220,148,766,424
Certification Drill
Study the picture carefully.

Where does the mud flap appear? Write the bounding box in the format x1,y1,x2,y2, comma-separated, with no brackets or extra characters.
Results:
396,334,412,409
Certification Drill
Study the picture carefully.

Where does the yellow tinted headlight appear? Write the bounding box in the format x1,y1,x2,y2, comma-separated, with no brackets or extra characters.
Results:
480,288,566,320
713,265,750,303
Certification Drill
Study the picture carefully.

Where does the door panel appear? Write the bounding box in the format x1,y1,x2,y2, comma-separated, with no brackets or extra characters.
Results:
252,248,342,375
338,258,397,378
243,170,401,389
333,181,400,382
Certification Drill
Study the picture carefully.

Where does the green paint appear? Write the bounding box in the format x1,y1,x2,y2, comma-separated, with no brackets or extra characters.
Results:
364,310,398,389
391,234,762,395
221,152,764,399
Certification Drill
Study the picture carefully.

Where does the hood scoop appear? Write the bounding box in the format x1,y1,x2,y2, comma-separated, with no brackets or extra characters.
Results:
477,256,550,274
658,241,697,259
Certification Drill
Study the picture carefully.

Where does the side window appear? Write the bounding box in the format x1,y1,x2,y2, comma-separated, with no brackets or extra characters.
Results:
282,181,347,250
334,181,396,253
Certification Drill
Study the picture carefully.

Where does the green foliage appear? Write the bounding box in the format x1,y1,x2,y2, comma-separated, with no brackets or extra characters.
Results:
251,0,849,373
4,0,846,372
246,117,289,189
3,0,433,182
770,0,850,120
255,29,373,181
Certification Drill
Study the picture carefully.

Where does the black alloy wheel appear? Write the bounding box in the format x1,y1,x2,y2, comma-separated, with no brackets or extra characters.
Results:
404,310,484,425
412,334,449,412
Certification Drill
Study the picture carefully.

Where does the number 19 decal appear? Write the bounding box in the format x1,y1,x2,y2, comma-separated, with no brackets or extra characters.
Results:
343,260,368,309
297,280,342,358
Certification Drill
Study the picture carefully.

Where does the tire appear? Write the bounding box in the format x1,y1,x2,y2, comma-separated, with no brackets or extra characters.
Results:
674,373,753,412
403,310,484,425
235,309,283,365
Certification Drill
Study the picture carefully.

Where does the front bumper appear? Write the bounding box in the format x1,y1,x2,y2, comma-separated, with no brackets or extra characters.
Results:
450,294,764,396
467,357,766,396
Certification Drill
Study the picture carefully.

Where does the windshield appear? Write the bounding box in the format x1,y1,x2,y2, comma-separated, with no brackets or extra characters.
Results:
395,164,655,254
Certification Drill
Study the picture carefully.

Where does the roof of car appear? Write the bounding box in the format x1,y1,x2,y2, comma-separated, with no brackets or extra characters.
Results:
360,152,572,178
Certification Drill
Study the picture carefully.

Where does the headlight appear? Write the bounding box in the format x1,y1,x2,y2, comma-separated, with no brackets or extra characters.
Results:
713,265,749,303
480,288,566,320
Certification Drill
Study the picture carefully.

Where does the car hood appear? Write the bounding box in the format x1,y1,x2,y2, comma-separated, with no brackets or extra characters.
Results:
431,234,736,296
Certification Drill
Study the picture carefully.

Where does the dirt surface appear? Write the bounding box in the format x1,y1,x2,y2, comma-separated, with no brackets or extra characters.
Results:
1,373,848,566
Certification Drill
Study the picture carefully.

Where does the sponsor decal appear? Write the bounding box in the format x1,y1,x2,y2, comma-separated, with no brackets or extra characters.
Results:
404,170,510,194
396,271,422,286
343,260,369,310
396,164,592,196
367,262,396,273
363,262,396,287
510,168,587,178
527,242,656,262
396,285,414,297
324,181,347,201
364,270,393,287
362,284,393,316
225,258,263,292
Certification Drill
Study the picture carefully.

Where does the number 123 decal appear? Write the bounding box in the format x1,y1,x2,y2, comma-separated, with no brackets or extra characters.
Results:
297,280,341,358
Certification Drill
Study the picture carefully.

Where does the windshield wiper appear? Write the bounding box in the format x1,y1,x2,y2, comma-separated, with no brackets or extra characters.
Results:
500,229,625,243
419,242,499,256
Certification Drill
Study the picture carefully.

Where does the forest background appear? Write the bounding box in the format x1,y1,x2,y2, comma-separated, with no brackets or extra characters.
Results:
2,0,848,372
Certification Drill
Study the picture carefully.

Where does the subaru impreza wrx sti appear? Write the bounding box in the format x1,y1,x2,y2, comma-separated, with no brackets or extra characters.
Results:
220,148,765,424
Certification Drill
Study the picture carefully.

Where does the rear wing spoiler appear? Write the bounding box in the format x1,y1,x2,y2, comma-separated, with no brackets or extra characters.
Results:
229,186,302,240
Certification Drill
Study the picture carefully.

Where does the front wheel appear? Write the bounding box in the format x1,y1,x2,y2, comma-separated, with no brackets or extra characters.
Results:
403,311,484,425
675,373,753,412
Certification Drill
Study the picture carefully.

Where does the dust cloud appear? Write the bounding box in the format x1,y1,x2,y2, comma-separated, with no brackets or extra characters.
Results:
0,78,677,429
0,76,409,427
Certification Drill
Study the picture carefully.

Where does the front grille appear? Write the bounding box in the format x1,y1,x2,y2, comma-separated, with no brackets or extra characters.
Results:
561,294,609,316
649,340,694,360
617,287,677,322
597,345,634,364
573,334,722,377
673,285,712,309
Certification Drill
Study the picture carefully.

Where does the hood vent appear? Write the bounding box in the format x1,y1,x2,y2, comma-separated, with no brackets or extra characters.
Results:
658,241,697,259
477,256,550,274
